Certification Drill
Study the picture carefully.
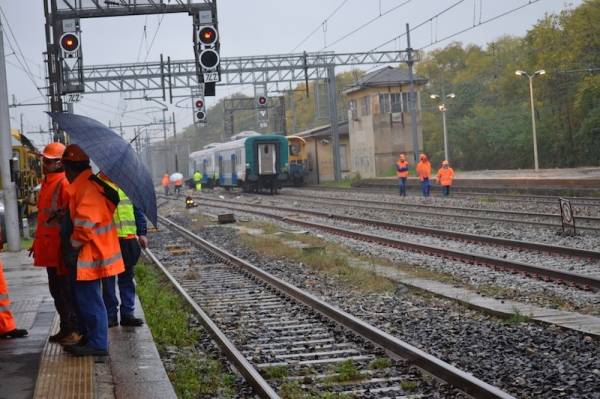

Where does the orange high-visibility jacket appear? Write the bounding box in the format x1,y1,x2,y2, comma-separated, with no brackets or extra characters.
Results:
174,179,183,186
33,172,70,268
396,160,409,178
437,167,455,186
0,261,17,334
161,174,169,187
66,169,124,281
416,161,432,181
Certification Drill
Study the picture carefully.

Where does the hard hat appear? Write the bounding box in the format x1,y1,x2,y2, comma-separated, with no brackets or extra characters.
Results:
41,142,66,159
62,144,90,162
442,160,449,165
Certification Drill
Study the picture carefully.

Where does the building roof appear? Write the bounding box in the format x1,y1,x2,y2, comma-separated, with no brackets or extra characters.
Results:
291,121,349,139
345,67,427,93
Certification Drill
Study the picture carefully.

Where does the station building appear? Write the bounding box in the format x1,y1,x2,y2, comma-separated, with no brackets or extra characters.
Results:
344,67,427,178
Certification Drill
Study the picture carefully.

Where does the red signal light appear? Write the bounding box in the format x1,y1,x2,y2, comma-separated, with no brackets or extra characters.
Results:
60,33,80,53
195,100,204,109
258,96,267,106
198,27,218,46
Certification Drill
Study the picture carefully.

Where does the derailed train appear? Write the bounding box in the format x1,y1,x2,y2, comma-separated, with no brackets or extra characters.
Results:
189,131,290,194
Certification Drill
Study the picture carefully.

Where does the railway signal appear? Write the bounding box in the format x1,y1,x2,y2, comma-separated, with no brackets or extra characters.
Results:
194,10,220,96
58,19,84,96
59,32,80,58
193,96,207,124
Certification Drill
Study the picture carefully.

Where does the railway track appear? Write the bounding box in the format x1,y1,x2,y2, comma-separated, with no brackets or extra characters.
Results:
172,194,600,291
146,215,514,398
280,192,600,230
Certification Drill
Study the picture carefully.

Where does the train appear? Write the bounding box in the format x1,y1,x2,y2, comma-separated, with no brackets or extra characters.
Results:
287,135,309,186
189,131,289,194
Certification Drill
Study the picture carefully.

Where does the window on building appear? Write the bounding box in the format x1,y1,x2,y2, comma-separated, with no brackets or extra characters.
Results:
379,93,391,114
402,92,410,112
360,95,371,116
349,100,358,120
340,144,349,171
391,93,402,112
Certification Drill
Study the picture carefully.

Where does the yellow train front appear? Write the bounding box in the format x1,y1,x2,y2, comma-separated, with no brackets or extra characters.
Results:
287,136,309,186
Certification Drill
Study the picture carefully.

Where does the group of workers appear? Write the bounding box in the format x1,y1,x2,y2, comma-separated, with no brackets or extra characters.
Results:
0,142,148,358
161,170,203,195
396,153,455,197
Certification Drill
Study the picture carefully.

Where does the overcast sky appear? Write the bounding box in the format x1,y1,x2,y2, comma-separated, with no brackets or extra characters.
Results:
1,0,581,147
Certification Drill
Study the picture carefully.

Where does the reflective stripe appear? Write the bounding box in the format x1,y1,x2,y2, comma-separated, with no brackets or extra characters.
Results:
77,252,122,269
119,198,132,206
71,239,83,248
0,305,10,312
74,219,96,228
94,223,116,235
118,220,136,227
0,294,8,300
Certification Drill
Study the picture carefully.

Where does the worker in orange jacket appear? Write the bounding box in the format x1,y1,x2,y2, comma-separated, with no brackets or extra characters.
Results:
436,160,455,196
395,154,409,196
174,175,183,196
31,142,79,344
161,173,170,196
415,153,432,197
0,261,28,339
60,144,125,357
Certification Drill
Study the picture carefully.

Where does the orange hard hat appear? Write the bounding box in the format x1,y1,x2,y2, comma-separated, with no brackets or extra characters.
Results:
41,142,66,159
62,144,90,162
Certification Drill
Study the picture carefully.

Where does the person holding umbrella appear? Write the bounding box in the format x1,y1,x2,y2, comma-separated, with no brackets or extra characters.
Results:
60,144,124,357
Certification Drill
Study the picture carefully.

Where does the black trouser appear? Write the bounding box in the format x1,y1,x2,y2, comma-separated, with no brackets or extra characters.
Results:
46,267,78,333
102,238,142,318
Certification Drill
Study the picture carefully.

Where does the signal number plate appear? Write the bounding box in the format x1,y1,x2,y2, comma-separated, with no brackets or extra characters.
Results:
203,72,220,83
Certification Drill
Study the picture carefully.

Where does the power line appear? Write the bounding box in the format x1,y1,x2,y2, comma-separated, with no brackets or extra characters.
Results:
369,0,466,52
419,0,543,50
0,6,46,98
136,16,148,62
289,0,352,52
322,0,413,50
143,14,165,62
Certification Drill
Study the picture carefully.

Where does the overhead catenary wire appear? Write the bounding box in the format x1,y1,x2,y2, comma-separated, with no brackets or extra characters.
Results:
321,0,413,50
143,14,165,62
289,0,352,52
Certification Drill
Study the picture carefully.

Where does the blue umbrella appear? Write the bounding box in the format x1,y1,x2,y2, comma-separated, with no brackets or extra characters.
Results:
48,112,157,226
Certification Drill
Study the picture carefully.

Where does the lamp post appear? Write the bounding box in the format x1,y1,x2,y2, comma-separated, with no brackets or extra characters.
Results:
430,93,455,162
515,69,545,171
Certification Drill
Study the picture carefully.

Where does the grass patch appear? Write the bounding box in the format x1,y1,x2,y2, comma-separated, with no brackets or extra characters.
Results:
262,364,289,380
239,232,396,294
324,359,364,384
368,357,391,370
136,262,236,398
506,307,531,325
400,379,419,391
21,238,33,250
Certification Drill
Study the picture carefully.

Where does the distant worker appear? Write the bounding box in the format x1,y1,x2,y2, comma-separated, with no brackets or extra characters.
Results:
174,174,183,196
436,160,455,196
193,170,203,191
61,144,124,356
98,173,147,328
161,173,170,196
0,260,28,339
395,154,409,197
31,142,79,344
416,153,432,197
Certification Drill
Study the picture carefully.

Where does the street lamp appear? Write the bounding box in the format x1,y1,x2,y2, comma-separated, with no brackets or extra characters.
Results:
515,69,545,171
430,93,455,162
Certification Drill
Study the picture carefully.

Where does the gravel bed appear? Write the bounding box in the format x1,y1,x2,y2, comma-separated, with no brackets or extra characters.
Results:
158,206,600,399
177,196,600,314
200,190,600,252
286,187,600,218
195,193,600,276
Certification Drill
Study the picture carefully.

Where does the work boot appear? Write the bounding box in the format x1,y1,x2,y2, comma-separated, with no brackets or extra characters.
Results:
120,314,144,327
67,344,108,357
48,329,69,343
62,335,87,350
0,329,28,339
59,331,82,346
108,315,118,328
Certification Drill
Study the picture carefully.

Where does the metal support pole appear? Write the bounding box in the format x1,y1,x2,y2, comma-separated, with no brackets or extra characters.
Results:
162,108,168,172
442,108,448,162
327,65,341,182
528,76,539,171
172,111,178,171
0,22,22,250
406,23,420,164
